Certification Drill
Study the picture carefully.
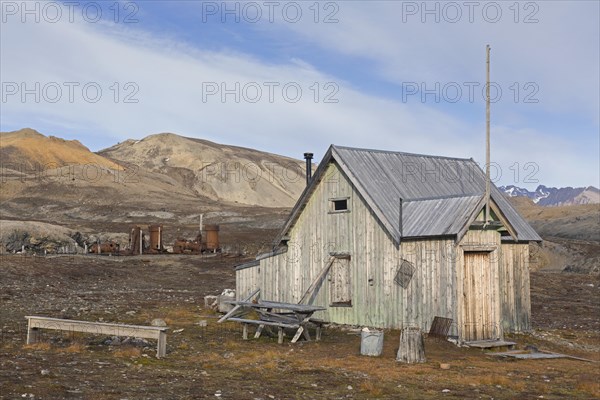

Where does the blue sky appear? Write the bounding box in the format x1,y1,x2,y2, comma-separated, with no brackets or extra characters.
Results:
1,0,599,189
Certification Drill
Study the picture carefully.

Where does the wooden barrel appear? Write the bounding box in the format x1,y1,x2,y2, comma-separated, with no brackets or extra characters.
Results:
396,327,426,363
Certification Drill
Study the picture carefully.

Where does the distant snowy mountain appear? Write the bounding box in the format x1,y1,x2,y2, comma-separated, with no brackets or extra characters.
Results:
499,185,600,206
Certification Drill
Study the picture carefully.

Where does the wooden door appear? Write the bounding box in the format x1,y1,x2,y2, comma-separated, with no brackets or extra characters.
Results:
463,252,495,341
330,258,351,306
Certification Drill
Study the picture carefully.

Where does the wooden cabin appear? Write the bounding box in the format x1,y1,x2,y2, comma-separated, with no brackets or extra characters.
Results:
236,145,541,342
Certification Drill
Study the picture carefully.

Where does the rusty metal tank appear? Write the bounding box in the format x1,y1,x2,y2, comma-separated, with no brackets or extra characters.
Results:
129,226,144,255
204,224,220,251
148,225,163,251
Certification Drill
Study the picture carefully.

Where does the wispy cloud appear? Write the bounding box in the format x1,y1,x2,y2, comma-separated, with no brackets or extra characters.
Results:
1,1,598,188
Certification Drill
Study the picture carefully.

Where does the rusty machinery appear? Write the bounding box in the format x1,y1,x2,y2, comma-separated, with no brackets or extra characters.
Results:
173,233,202,254
117,223,222,255
148,224,167,254
173,224,220,254
128,226,146,255
89,241,120,255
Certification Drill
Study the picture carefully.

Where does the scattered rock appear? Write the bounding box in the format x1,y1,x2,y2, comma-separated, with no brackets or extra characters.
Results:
218,289,236,313
440,363,451,370
223,352,234,359
204,295,218,310
104,336,121,346
442,389,450,393
151,319,167,327
173,328,184,333
40,369,50,375
123,337,150,347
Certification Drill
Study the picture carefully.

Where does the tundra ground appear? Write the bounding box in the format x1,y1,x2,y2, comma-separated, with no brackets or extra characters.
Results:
0,255,598,399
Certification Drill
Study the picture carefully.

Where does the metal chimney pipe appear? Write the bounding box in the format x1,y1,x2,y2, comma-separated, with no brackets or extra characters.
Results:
303,153,313,186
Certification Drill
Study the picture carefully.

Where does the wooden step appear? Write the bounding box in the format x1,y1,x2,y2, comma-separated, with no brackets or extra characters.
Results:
465,340,516,351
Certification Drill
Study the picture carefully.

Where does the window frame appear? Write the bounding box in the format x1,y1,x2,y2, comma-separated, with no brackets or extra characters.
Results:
328,196,350,214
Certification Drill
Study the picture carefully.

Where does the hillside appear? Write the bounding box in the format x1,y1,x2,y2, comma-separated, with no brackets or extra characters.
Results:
0,128,120,171
509,197,599,241
99,133,307,208
509,197,599,274
0,129,301,255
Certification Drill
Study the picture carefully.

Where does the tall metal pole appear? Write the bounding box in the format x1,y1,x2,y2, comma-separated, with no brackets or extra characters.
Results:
485,44,491,223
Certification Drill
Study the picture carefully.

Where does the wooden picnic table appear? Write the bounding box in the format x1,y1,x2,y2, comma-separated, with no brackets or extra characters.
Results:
222,300,326,344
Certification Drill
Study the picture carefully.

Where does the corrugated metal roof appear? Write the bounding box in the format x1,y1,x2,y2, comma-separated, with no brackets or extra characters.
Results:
278,145,541,244
234,260,260,271
402,195,483,238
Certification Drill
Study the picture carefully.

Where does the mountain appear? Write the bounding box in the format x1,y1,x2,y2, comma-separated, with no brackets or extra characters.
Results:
98,133,307,208
0,129,216,224
1,129,302,254
0,128,120,171
500,184,600,206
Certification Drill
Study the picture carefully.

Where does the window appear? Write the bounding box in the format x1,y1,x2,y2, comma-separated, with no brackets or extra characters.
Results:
333,199,347,211
329,197,350,213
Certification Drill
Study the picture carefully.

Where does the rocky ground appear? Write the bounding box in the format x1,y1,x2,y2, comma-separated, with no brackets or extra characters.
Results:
0,254,598,400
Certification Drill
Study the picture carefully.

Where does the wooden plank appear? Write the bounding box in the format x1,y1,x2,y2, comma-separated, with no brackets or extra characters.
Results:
25,316,168,358
291,326,304,343
238,301,325,313
218,288,260,323
157,331,167,358
299,256,336,305
254,324,264,339
26,317,166,339
225,318,299,329
277,327,284,344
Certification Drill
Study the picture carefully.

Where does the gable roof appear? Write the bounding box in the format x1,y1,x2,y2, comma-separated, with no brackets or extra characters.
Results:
277,145,542,245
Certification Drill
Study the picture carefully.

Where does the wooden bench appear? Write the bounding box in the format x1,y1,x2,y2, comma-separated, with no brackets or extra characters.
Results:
225,316,325,344
25,316,169,358
227,317,298,344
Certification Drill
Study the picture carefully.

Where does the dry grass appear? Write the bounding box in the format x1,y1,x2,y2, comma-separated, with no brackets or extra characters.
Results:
113,347,142,358
458,374,526,392
358,380,383,397
177,342,190,350
163,307,198,325
576,381,600,398
23,342,52,351
63,342,86,353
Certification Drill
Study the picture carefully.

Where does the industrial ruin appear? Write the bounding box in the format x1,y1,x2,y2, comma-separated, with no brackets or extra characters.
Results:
88,220,220,256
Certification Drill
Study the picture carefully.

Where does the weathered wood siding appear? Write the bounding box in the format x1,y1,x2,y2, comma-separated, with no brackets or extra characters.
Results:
457,230,503,340
256,162,458,332
236,265,260,301
499,243,531,332
235,163,532,340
